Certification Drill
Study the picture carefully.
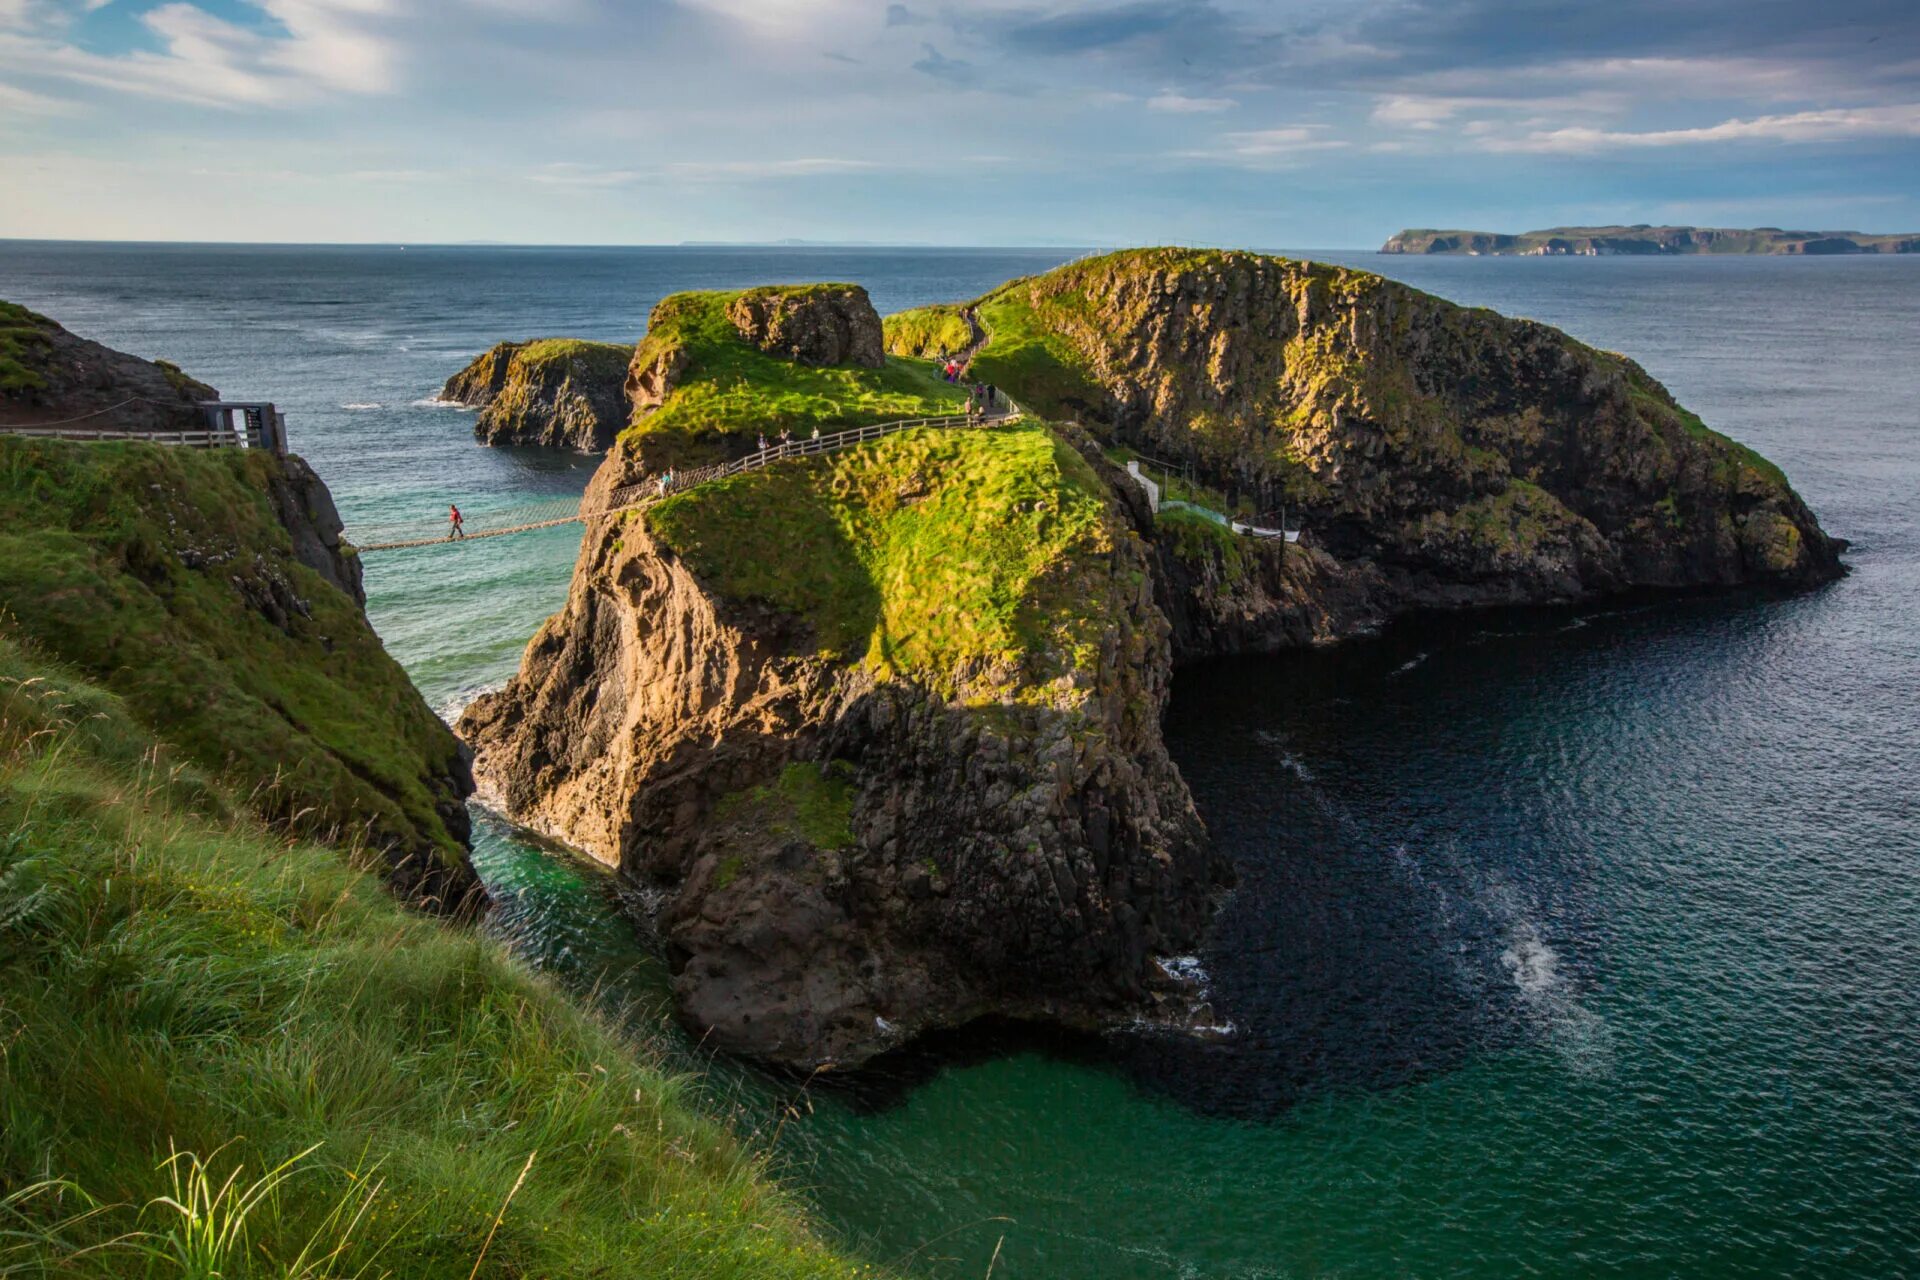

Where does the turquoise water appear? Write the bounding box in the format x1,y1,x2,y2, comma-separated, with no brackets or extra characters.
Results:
4,243,1916,1276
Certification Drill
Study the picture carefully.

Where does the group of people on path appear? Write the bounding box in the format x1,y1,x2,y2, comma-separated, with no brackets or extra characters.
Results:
965,381,1000,420
755,425,822,454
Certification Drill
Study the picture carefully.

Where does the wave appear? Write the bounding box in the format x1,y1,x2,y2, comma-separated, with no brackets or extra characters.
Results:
1391,651,1430,676
412,396,475,410
340,402,384,411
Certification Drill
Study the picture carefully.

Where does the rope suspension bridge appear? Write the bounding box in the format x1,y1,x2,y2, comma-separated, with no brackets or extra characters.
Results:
344,403,1025,554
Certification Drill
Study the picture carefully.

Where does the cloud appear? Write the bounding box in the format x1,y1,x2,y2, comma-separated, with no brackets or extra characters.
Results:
1182,123,1348,166
665,156,884,178
1488,103,1920,152
1148,91,1235,113
912,42,975,86
0,0,398,107
885,3,924,26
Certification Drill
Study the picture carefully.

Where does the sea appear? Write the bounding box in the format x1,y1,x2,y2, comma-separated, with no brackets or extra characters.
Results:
2,240,1916,1278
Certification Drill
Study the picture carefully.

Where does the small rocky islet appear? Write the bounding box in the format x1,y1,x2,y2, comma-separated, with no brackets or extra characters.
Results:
450,248,1843,1069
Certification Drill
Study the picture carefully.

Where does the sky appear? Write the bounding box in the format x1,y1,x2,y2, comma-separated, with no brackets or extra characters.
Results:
1,0,1917,246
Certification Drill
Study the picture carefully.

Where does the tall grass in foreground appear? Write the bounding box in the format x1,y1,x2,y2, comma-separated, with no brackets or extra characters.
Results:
0,636,877,1279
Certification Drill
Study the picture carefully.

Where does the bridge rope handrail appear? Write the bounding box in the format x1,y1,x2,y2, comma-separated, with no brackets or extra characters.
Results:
351,399,1022,553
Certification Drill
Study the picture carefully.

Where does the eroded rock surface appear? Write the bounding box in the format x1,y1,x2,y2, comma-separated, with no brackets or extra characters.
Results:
442,340,632,452
725,284,886,368
462,428,1227,1067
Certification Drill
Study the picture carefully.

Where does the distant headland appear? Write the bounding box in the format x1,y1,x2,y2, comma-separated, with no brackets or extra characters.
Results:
1381,225,1920,256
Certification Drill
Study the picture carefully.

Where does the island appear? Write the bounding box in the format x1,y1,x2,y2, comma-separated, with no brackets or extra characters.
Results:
456,248,1844,1071
1381,225,1920,256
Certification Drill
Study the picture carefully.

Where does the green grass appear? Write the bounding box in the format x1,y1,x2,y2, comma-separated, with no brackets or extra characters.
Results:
515,338,632,370
713,762,857,852
0,300,54,396
0,437,469,874
881,306,973,360
646,423,1119,697
0,640,878,1279
625,291,966,466
1155,505,1252,584
964,287,1107,423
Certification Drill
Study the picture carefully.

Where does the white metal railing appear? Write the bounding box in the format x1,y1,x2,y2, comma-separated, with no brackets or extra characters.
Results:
0,425,264,449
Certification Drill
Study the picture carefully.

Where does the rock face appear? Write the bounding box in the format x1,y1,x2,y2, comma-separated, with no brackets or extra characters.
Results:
462,426,1228,1067
974,250,1842,626
1,300,215,432
441,340,633,452
725,284,886,368
1382,225,1920,255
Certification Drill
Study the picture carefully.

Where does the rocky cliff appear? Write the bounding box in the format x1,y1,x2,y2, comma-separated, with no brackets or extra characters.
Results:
0,305,482,912
1382,225,1920,255
970,249,1841,631
441,339,633,452
1,300,215,431
462,423,1228,1067
725,283,885,368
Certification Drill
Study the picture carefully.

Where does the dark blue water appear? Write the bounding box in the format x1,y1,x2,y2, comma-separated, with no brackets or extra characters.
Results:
3,242,1917,1277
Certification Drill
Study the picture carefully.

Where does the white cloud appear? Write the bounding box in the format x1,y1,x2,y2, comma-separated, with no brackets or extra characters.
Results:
666,156,883,179
526,156,884,187
1371,96,1458,129
1148,91,1235,113
674,0,867,32
1180,124,1348,167
0,0,397,108
1488,103,1920,153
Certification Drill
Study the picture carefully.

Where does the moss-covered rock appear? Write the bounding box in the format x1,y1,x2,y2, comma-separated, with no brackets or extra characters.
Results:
461,420,1226,1067
442,338,632,452
1,300,215,431
614,287,966,472
725,283,885,368
968,248,1842,619
882,303,976,359
0,433,481,912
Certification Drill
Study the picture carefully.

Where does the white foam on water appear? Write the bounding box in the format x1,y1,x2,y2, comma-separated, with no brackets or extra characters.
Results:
411,396,475,410
1391,651,1430,675
341,402,384,411
1158,953,1211,991
1276,751,1316,783
1500,919,1616,1078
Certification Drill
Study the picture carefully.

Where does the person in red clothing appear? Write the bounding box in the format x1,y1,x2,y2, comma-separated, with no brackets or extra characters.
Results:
448,503,465,540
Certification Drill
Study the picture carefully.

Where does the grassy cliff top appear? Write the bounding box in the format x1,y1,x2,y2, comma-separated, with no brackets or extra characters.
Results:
515,337,633,367
0,300,54,394
624,289,965,464
881,304,974,359
645,422,1123,698
0,437,468,872
0,638,871,1279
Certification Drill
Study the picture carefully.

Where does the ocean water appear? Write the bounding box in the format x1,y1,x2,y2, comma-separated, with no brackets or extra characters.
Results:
2,242,1917,1277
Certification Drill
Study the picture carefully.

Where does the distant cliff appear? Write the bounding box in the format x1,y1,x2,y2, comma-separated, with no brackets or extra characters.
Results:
1381,226,1920,256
